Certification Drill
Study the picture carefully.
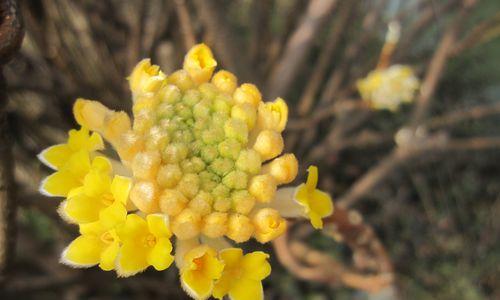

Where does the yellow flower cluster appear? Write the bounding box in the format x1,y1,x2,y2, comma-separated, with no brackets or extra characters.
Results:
357,65,420,111
38,43,334,300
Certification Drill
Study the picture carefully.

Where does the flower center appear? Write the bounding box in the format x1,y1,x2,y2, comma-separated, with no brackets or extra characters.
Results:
101,193,114,206
193,257,204,270
143,234,157,247
100,231,115,244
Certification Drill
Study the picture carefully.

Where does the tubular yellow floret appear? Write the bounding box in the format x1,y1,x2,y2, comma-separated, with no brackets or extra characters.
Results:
262,153,298,185
253,130,284,161
253,208,287,243
212,70,237,94
233,83,262,107
249,174,276,203
183,43,217,84
159,189,189,216
256,97,288,132
172,208,201,240
128,59,166,98
202,212,228,238
129,181,159,213
226,213,254,243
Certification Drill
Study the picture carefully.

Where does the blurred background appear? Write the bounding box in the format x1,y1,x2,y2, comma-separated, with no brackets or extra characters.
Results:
1,0,499,299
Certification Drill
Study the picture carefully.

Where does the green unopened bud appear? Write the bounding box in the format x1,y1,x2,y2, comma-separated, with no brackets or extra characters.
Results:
183,89,201,106
160,84,182,104
222,170,248,190
178,173,200,199
218,138,241,160
224,119,248,144
198,82,218,100
202,128,224,144
200,145,218,163
213,94,231,115
193,99,212,120
231,103,256,130
236,149,261,175
209,158,234,177
181,157,206,173
199,170,220,191
157,103,175,119
162,142,189,163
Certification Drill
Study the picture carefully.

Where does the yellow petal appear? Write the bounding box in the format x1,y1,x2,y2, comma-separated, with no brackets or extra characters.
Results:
213,272,232,299
90,156,112,174
111,175,132,205
219,248,243,268
40,170,81,197
38,144,72,170
99,241,120,271
61,235,103,267
228,278,264,300
183,43,217,84
99,202,127,229
116,214,148,244
309,211,323,229
147,214,171,238
83,170,111,197
147,237,174,271
116,243,149,277
305,165,318,191
88,132,105,150
79,220,107,236
181,269,214,300
201,251,224,280
241,252,271,281
62,193,104,224
309,189,334,218
63,150,91,179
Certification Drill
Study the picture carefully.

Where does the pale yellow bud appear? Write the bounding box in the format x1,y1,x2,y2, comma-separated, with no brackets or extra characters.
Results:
178,173,200,199
145,126,170,150
262,153,298,185
73,98,109,130
213,197,231,212
133,95,160,114
189,191,213,216
233,83,262,107
212,70,237,94
231,190,256,215
227,213,254,243
115,131,144,162
172,208,201,240
156,164,183,188
129,181,159,213
252,208,287,243
202,212,228,238
256,98,288,132
235,149,261,175
104,111,132,144
131,150,161,180
231,103,257,130
168,70,194,91
253,130,284,161
133,109,154,134
183,43,217,84
159,189,189,216
249,174,276,203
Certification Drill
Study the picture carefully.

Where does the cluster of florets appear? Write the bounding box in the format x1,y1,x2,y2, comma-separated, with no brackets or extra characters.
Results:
38,44,333,300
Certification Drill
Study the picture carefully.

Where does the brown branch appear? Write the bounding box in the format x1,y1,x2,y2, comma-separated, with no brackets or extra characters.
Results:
266,0,339,99
297,0,357,116
173,0,196,51
0,0,23,286
274,206,394,293
337,136,500,209
452,10,500,56
425,101,500,129
410,0,477,126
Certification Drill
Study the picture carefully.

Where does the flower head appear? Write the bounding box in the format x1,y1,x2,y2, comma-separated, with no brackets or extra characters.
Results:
38,43,337,300
357,65,420,111
213,248,271,300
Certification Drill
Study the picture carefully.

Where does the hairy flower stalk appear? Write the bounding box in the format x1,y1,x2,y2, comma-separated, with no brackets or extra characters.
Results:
38,43,334,300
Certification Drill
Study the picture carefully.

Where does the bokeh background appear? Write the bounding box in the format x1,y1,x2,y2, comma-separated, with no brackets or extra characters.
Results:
1,0,499,299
